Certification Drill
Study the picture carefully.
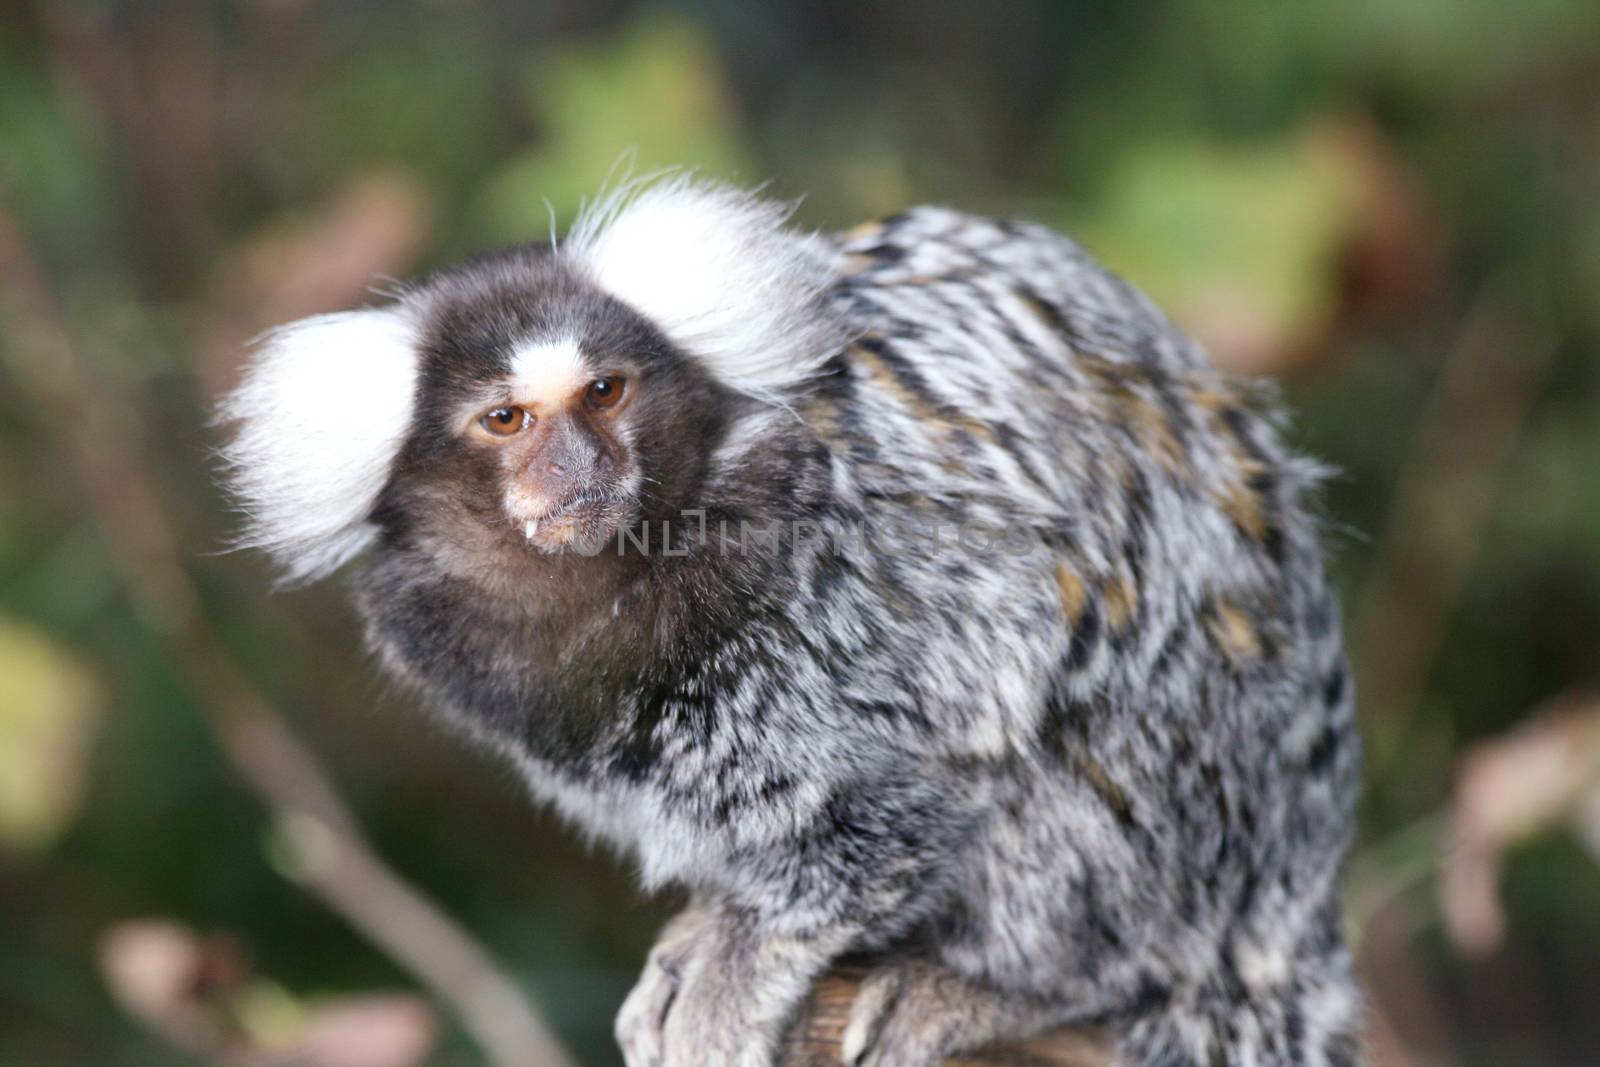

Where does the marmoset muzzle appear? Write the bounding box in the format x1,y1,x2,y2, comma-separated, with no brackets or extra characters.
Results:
518,415,611,511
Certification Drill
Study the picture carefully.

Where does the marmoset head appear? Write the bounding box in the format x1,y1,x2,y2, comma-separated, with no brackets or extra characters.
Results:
388,254,726,563
219,178,847,587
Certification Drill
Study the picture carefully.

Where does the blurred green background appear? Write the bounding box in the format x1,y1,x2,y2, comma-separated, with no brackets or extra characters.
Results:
2,2,1598,1065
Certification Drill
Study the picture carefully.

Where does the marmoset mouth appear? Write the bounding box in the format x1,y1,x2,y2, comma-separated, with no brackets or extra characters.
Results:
518,494,628,551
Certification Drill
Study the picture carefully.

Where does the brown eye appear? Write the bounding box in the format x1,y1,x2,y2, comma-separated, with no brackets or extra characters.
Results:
479,406,529,437
585,376,626,411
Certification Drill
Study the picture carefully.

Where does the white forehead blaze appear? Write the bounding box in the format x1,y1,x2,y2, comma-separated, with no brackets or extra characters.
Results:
219,308,419,585
509,337,589,405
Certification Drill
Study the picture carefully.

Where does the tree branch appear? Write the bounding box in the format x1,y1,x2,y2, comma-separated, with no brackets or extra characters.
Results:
782,971,1117,1067
1348,271,1560,763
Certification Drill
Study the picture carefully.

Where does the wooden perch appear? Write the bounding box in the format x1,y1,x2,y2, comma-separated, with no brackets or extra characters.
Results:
782,971,1118,1067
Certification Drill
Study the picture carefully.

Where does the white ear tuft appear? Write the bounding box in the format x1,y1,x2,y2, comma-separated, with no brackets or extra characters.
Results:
567,177,847,395
219,308,419,585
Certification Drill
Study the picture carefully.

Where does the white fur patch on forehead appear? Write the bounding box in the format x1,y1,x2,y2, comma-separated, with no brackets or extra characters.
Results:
509,337,589,404
565,176,850,396
219,308,418,585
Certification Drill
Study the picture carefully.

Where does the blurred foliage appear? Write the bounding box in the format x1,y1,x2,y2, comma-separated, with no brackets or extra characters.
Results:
0,617,102,851
1,1,1599,1065
1076,122,1370,375
478,11,754,240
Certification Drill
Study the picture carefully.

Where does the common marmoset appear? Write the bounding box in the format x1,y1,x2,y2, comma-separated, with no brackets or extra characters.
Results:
221,178,1363,1067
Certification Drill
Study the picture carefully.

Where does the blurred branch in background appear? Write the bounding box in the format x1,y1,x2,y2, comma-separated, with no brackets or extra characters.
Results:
1337,271,1571,1065
1349,272,1562,771
33,1,224,281
0,200,577,1067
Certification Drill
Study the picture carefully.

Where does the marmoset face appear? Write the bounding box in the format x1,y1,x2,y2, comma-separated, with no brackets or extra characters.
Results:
221,178,841,588
389,250,729,560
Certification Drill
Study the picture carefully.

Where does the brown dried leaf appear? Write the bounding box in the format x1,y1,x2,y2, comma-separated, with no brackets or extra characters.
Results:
97,919,243,1053
101,920,436,1067
278,994,437,1067
1327,115,1445,333
1441,694,1600,954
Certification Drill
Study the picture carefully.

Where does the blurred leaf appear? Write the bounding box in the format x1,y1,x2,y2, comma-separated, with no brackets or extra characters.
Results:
1441,694,1600,954
97,920,235,1055
233,977,308,1051
100,919,435,1067
1077,117,1370,375
0,616,102,850
477,11,754,240
270,994,435,1067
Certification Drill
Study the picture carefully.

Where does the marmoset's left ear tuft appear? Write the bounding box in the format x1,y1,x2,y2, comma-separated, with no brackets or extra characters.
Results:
566,176,849,397
218,308,419,585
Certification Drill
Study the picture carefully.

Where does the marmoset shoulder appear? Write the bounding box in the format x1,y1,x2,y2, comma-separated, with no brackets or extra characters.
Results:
221,177,1363,1067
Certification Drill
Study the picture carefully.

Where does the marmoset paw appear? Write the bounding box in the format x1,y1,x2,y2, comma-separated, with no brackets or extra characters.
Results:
615,948,685,1067
842,964,950,1067
616,907,715,1067
843,962,1026,1067
655,981,778,1067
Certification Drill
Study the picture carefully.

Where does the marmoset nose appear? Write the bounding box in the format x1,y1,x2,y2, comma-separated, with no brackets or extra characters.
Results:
521,415,608,505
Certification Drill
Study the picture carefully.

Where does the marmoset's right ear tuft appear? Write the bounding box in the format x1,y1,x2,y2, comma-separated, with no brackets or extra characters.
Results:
218,308,419,585
566,176,849,398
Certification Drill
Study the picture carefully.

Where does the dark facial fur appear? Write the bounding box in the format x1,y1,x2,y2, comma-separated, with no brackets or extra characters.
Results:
395,250,728,550
225,179,1364,1067
360,246,775,759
